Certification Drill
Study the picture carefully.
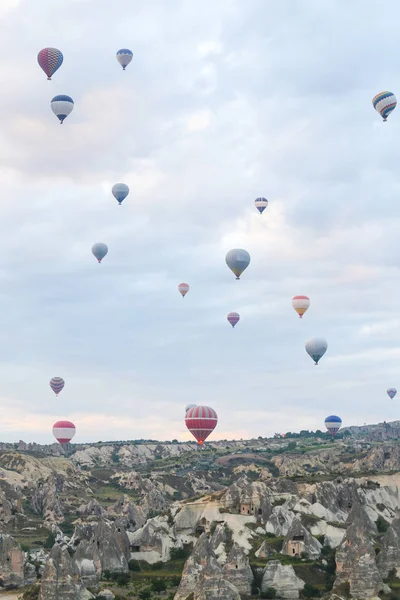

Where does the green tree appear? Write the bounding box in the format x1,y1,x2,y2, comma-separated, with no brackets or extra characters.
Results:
152,578,167,592
44,533,56,549
376,515,389,533
261,587,277,599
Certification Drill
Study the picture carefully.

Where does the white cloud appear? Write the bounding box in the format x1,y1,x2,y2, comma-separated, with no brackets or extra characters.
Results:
0,0,398,443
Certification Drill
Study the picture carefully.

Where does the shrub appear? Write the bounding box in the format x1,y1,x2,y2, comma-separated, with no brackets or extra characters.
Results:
128,559,141,571
302,583,320,598
170,545,191,560
44,533,56,548
261,587,277,599
152,578,167,592
376,515,389,533
115,572,130,586
149,561,164,570
139,589,151,600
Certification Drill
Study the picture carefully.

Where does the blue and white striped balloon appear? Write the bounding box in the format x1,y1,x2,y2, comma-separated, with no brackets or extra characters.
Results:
255,197,268,214
372,91,397,122
112,183,129,205
116,49,133,70
325,415,342,436
51,95,74,124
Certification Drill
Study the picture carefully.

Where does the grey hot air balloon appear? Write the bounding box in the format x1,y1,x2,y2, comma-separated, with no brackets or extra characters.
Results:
112,183,129,205
225,249,251,280
92,243,108,263
305,337,328,365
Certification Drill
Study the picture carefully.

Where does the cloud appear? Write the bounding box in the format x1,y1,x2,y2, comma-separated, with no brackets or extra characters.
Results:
0,0,398,443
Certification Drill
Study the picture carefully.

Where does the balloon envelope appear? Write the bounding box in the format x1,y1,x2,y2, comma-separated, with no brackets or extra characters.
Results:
185,404,197,412
50,377,65,396
227,312,240,328
116,49,133,70
53,420,76,444
51,95,74,123
178,283,190,298
112,183,129,205
387,388,397,399
37,48,63,80
185,405,218,444
225,249,250,280
254,197,268,214
305,337,327,365
325,415,342,436
92,243,108,263
373,91,397,121
292,295,310,318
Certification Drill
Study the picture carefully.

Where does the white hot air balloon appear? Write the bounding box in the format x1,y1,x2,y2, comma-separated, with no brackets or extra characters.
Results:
50,95,74,124
185,404,196,412
305,337,328,365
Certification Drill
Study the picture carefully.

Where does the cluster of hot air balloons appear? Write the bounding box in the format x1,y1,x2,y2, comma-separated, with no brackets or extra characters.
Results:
36,47,399,449
38,47,133,444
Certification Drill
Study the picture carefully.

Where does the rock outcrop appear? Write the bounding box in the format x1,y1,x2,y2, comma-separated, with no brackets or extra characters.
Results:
174,534,241,600
70,520,130,578
107,494,145,531
38,543,87,600
222,542,253,595
377,515,400,578
282,517,322,559
334,523,384,599
77,499,106,518
32,474,64,522
0,534,25,588
261,560,305,599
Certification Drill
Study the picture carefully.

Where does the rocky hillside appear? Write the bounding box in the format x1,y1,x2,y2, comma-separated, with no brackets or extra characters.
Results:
1,428,400,598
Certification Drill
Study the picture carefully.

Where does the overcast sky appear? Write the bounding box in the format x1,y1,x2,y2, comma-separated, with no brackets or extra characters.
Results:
0,0,399,444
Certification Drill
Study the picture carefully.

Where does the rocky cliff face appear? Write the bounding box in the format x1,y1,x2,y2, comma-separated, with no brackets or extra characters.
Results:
70,520,130,577
38,543,87,600
334,521,384,599
377,514,400,578
32,474,65,522
174,533,243,600
261,560,305,599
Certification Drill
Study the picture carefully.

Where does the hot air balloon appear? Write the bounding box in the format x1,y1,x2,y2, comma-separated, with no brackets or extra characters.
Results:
185,404,196,412
51,95,74,124
254,197,268,214
225,249,251,280
53,420,76,444
292,296,310,318
37,48,63,80
373,92,397,122
324,415,342,437
185,405,218,445
305,337,327,365
227,312,240,328
92,243,108,263
50,377,65,396
387,388,397,399
112,183,129,205
178,283,190,298
116,49,133,70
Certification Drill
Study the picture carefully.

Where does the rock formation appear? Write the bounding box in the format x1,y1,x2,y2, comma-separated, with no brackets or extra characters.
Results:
0,534,25,588
377,514,400,578
107,494,145,531
38,543,87,600
261,560,305,599
32,474,64,522
282,516,322,559
70,520,130,577
334,522,384,598
174,533,241,600
222,542,253,595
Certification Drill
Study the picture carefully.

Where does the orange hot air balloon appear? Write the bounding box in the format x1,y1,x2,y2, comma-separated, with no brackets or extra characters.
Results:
185,405,218,444
292,295,310,318
178,283,190,298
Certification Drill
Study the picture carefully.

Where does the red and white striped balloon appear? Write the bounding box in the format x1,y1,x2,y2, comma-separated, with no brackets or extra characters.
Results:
53,421,76,444
185,405,218,445
178,283,190,298
292,295,310,318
